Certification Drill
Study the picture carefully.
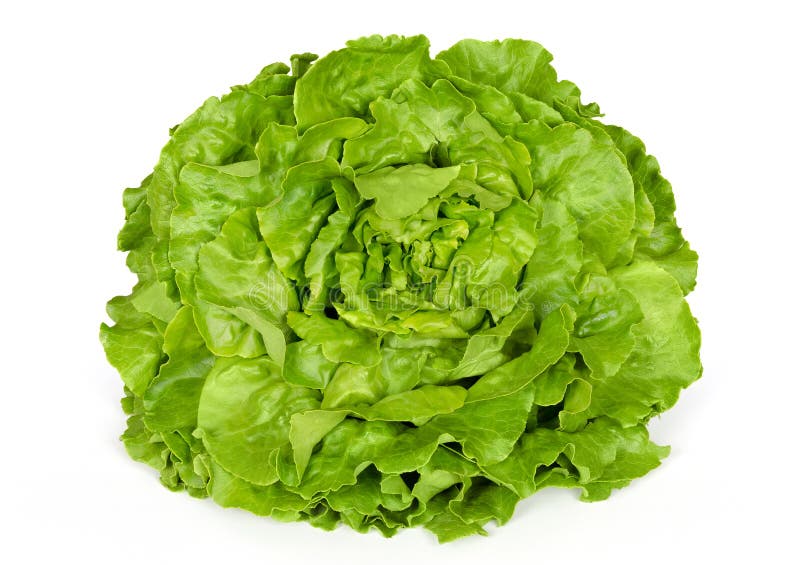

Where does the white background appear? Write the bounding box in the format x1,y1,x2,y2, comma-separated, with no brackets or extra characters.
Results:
2,1,797,562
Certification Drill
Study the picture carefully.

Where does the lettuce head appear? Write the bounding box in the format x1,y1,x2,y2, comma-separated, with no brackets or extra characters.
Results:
100,35,701,542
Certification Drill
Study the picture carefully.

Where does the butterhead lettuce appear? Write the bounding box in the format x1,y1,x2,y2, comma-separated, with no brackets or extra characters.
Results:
101,35,701,542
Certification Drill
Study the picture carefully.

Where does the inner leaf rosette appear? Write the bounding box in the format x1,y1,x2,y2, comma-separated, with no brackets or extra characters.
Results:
100,35,701,542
